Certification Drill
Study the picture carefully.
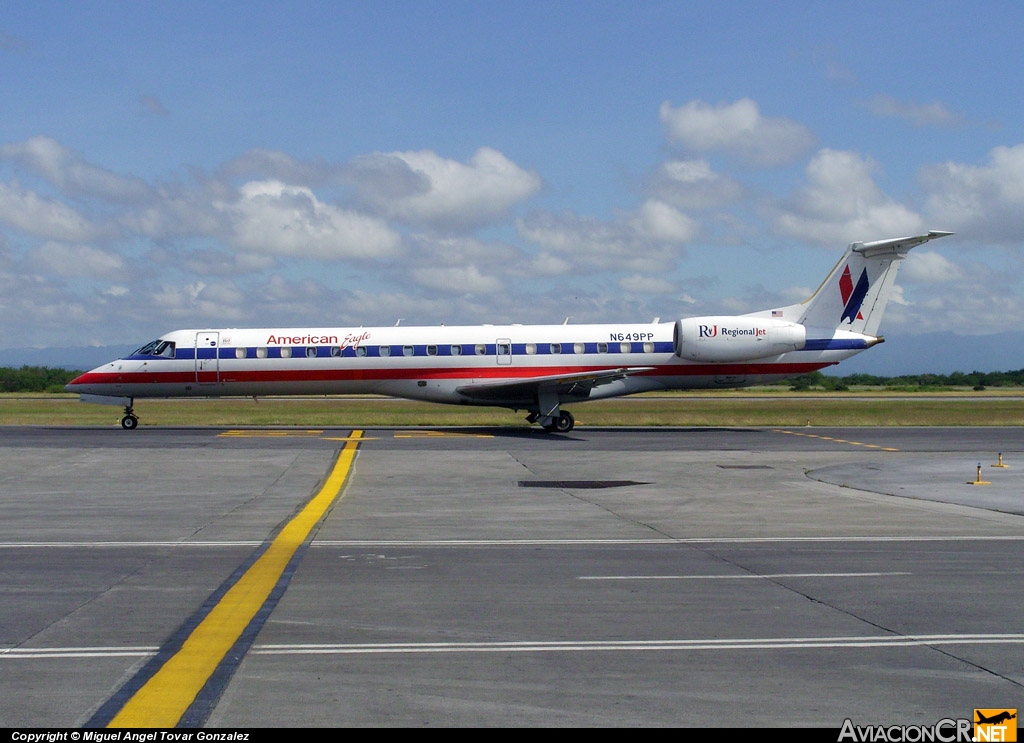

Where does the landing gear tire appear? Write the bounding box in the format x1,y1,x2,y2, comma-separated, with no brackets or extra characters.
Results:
120,400,138,430
543,411,574,433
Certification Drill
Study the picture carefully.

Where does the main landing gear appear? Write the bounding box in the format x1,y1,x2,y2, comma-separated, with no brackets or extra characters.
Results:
526,390,576,433
545,410,575,433
121,401,138,430
527,409,575,433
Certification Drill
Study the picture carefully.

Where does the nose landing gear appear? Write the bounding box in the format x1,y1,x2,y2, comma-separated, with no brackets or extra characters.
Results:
120,401,138,430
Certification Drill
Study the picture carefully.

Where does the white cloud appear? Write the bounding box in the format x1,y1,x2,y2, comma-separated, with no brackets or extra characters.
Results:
223,180,401,260
901,251,962,283
121,180,230,240
411,264,503,295
879,250,1024,335
629,200,699,243
348,147,541,229
527,253,573,276
774,149,923,244
865,95,962,128
885,288,1024,335
337,287,500,327
0,182,109,241
921,144,1024,243
26,241,125,279
148,246,276,277
518,209,687,275
649,159,744,210
405,234,520,269
0,136,150,202
619,274,675,295
659,98,816,167
148,281,249,322
219,148,330,186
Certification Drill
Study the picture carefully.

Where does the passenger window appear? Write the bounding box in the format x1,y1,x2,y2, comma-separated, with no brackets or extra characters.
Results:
235,347,247,359
643,342,654,353
427,345,437,356
379,345,391,357
525,343,536,355
550,343,561,354
331,346,342,357
574,342,585,354
497,343,511,355
306,346,317,358
257,347,268,358
475,344,487,355
620,342,630,354
598,343,608,353
355,346,367,357
451,344,462,356
280,347,292,358
403,345,414,356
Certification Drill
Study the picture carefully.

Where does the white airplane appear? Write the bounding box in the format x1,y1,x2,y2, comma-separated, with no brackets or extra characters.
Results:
66,231,952,431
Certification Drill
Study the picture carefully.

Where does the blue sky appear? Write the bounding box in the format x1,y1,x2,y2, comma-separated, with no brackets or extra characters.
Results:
2,1,1024,372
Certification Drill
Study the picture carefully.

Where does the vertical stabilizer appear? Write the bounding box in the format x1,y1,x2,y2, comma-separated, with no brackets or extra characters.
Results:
797,231,953,335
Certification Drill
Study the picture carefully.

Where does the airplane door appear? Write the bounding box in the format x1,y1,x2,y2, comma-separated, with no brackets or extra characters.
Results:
496,338,512,365
195,332,220,384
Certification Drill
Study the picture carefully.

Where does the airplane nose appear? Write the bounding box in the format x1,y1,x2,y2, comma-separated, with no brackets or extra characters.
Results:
64,366,110,394
65,372,87,392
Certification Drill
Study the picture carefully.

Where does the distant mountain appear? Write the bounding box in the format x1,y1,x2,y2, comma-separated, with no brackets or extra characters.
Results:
821,331,1024,377
0,331,1020,377
0,346,135,371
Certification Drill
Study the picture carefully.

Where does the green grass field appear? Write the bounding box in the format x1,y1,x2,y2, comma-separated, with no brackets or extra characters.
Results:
4,391,1024,427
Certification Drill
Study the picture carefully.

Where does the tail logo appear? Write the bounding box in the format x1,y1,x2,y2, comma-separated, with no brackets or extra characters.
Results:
839,264,869,324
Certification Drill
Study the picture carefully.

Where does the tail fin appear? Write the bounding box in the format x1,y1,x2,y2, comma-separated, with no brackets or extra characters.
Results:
796,231,953,335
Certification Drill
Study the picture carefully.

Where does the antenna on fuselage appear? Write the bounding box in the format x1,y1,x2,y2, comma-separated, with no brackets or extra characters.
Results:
394,319,403,326
562,317,571,325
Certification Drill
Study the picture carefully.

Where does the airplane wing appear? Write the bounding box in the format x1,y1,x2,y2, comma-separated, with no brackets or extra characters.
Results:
455,367,654,406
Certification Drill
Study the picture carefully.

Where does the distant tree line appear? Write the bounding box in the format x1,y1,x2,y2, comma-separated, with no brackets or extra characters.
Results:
785,370,1024,392
3,366,1024,394
0,366,82,393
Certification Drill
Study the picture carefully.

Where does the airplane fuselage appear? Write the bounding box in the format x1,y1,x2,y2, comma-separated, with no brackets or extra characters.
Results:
67,321,863,404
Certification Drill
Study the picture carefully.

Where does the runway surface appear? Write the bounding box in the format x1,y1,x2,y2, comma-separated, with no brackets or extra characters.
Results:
1,425,1022,727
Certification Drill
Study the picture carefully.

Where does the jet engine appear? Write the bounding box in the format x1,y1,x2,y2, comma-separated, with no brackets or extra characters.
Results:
673,316,806,362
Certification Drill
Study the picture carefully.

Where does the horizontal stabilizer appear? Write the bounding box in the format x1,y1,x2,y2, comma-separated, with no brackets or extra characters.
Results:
852,230,954,258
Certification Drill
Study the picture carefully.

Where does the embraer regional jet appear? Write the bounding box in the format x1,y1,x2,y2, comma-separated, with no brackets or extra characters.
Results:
67,231,952,431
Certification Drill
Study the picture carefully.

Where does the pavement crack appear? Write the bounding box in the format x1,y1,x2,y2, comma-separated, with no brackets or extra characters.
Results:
694,546,1024,690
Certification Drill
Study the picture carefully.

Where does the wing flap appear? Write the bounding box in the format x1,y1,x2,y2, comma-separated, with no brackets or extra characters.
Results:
456,367,654,404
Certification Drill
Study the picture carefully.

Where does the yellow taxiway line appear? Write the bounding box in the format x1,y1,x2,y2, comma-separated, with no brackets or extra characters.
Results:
107,430,363,728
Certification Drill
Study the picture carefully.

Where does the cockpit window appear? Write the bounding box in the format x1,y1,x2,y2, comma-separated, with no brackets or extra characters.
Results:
132,339,176,358
154,341,175,357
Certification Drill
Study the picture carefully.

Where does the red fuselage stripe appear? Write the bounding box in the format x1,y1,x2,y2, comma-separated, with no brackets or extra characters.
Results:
69,362,828,387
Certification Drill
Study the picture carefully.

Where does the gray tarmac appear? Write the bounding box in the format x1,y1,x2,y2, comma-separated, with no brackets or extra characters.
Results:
1,425,1022,728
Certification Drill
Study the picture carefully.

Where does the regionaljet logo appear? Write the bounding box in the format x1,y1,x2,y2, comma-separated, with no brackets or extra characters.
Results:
839,264,870,324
